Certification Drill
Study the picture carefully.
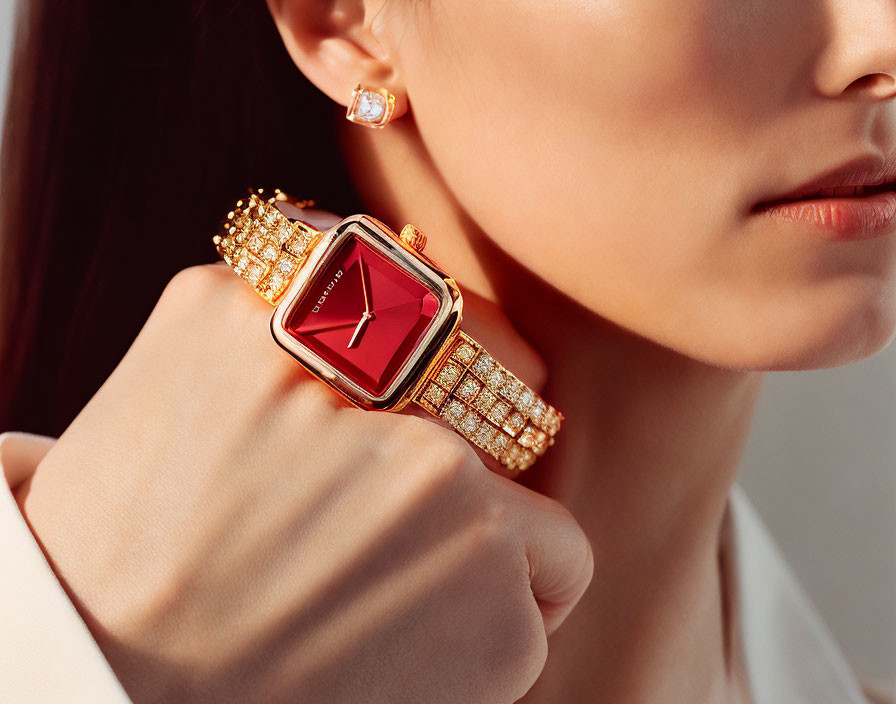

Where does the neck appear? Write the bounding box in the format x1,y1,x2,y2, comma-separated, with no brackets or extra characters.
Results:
339,119,764,702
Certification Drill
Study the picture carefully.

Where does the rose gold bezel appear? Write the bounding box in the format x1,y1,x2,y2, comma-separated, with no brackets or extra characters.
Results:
270,214,463,411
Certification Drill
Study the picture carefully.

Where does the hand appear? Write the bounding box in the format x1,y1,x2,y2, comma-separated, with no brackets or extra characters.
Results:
348,252,375,348
347,310,374,348
15,214,593,704
359,252,372,314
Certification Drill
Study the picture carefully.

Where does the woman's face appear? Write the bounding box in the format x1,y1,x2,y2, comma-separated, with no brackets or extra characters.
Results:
375,0,896,370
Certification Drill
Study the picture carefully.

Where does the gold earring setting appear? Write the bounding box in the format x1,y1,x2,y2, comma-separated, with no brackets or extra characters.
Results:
346,84,396,128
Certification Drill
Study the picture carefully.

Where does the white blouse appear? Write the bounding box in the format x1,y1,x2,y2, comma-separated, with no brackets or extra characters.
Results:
0,430,892,703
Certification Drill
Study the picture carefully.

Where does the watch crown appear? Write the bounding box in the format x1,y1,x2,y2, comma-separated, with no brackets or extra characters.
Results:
399,224,427,253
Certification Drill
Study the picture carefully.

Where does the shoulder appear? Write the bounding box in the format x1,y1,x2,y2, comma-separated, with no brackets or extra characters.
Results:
726,484,890,704
0,431,57,490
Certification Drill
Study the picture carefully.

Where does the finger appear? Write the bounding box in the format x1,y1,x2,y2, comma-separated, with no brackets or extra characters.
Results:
509,484,595,636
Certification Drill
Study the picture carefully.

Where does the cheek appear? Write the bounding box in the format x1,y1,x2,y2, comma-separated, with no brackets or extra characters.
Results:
401,0,896,368
403,0,762,297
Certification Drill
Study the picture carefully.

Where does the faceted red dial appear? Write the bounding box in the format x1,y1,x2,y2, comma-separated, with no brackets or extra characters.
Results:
284,235,440,397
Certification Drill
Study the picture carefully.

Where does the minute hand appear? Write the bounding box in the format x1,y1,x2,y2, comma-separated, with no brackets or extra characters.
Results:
360,255,372,314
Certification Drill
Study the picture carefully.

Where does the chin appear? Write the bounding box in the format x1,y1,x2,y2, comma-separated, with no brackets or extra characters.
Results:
700,286,896,372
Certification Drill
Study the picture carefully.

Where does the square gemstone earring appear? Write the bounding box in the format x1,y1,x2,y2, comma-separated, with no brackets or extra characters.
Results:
346,84,397,128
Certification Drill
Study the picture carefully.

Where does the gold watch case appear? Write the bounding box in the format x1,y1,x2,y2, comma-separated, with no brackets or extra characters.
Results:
269,211,464,412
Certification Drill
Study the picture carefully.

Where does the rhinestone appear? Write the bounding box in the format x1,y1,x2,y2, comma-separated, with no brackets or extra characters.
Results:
248,236,264,253
488,432,511,454
278,258,294,275
456,375,481,401
451,341,477,365
286,235,308,256
236,256,250,272
423,382,446,407
502,378,522,404
460,410,481,436
277,223,293,243
487,400,512,425
268,272,284,291
435,363,462,389
442,399,466,424
529,399,546,424
472,388,497,414
518,426,536,448
503,412,525,436
517,389,535,413
353,90,387,122
517,449,536,470
262,244,278,261
246,264,264,284
503,443,522,465
544,407,561,435
471,353,494,378
486,369,505,393
474,423,497,448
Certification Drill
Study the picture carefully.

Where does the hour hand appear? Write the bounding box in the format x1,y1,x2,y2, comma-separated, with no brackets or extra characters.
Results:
347,311,374,349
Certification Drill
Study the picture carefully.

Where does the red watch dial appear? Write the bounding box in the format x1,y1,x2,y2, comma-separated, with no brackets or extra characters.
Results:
284,235,441,397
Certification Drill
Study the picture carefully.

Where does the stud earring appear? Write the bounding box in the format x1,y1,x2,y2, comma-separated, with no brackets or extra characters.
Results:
346,84,397,128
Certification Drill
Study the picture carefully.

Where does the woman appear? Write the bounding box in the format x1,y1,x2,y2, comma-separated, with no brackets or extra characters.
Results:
1,0,894,702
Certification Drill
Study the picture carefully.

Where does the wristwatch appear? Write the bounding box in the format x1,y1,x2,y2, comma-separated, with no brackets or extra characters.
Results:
213,189,562,471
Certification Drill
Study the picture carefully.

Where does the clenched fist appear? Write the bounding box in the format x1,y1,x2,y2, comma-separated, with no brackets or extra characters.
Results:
16,213,593,704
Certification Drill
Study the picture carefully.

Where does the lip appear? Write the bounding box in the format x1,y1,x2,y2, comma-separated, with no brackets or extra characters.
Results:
751,153,896,240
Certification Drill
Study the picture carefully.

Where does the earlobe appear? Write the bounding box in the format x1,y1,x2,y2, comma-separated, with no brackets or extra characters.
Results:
264,0,407,120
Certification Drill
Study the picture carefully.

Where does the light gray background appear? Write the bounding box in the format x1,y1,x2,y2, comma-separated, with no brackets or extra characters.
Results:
0,0,893,684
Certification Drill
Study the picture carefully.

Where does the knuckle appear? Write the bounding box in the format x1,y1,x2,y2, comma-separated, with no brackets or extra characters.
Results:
481,496,514,537
397,414,478,477
371,414,482,509
466,497,516,561
163,262,232,301
540,497,594,593
540,493,582,533
274,376,352,429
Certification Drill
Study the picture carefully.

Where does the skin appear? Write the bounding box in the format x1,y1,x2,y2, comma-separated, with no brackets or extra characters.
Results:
13,0,896,702
268,0,896,701
15,264,593,703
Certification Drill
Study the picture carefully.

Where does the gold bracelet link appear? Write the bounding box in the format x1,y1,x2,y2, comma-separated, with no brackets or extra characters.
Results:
214,190,563,471
412,331,563,471
213,189,322,305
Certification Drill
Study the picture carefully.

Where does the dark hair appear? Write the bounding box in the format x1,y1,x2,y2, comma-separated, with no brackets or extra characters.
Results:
0,0,365,435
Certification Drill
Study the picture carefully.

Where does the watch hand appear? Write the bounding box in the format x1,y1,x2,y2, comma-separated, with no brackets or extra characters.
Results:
359,254,372,314
347,313,373,349
300,319,360,335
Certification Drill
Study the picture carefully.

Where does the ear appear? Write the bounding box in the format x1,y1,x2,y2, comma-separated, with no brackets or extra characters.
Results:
264,0,408,119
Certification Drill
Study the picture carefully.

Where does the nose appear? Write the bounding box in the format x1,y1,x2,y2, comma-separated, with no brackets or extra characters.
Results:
847,73,896,101
815,0,896,101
